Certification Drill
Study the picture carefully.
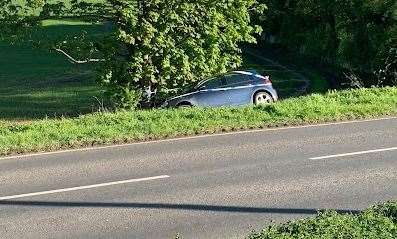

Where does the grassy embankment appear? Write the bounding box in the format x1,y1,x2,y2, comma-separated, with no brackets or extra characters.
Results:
247,201,397,239
0,87,396,156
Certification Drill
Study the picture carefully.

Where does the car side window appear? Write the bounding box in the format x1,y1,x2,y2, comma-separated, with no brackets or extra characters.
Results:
200,77,226,90
224,74,253,87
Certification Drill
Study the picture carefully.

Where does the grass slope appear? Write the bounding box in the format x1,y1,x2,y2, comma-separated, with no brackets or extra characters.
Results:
0,87,396,156
247,201,397,239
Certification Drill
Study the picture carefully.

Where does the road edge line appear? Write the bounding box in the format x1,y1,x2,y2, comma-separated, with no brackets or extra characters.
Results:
1,116,396,160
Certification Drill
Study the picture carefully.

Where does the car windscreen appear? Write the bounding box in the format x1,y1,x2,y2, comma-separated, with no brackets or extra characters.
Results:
182,76,225,93
182,80,205,94
198,77,226,90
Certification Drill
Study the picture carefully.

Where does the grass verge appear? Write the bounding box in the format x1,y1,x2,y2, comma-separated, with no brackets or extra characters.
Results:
247,201,397,239
0,87,396,156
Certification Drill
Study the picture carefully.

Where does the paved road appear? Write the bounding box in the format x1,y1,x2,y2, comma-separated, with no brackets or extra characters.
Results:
0,118,396,239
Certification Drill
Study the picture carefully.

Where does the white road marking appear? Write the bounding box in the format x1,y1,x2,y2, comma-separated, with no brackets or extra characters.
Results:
0,175,170,201
310,147,397,160
1,117,396,160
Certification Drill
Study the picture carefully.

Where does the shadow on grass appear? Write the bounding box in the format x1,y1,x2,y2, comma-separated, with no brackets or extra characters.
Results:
241,45,332,99
0,81,102,120
0,200,361,215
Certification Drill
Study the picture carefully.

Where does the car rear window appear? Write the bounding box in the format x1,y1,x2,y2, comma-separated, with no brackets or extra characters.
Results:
224,74,253,87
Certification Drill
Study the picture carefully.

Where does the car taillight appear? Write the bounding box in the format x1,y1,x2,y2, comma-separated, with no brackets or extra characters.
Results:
256,75,272,84
263,76,272,84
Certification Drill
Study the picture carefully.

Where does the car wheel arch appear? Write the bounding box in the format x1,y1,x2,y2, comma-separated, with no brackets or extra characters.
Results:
176,101,194,107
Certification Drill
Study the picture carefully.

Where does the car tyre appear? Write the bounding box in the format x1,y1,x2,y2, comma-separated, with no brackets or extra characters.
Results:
253,91,274,105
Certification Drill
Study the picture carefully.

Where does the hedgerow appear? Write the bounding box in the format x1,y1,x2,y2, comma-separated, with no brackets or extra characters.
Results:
247,201,397,239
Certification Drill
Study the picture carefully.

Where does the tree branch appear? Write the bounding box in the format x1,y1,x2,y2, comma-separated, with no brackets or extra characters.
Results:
53,47,105,64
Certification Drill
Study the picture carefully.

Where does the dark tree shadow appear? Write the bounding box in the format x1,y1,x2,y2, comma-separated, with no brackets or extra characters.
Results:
241,44,334,99
0,200,360,215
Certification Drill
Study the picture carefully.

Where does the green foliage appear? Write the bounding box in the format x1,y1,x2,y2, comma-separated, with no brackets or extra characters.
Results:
106,85,142,110
0,0,39,39
97,0,264,108
377,48,397,86
259,0,397,86
1,0,264,109
247,201,397,239
0,87,396,156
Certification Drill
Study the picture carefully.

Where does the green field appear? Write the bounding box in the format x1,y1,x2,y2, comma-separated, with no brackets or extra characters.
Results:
0,43,100,120
0,20,106,120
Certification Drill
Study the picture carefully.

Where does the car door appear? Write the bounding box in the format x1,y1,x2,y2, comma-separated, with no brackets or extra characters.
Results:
194,77,229,107
223,73,255,106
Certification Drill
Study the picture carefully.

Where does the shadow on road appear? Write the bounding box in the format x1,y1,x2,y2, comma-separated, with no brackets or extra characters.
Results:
0,200,360,215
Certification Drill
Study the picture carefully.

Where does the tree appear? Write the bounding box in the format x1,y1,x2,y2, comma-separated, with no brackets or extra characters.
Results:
1,0,264,108
0,0,41,37
258,0,396,86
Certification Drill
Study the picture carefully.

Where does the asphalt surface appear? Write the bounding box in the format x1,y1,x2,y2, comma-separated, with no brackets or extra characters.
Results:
0,118,396,239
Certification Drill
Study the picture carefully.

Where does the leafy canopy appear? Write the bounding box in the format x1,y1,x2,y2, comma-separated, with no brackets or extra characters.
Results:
258,0,396,86
1,0,264,108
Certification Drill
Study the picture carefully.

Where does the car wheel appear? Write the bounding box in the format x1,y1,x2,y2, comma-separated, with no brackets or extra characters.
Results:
254,91,274,105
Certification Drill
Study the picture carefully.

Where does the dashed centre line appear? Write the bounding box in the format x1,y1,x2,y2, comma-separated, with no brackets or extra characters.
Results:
0,175,170,201
310,147,397,160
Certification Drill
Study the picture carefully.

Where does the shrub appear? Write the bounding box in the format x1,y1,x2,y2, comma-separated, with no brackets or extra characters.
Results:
248,201,397,239
106,86,142,110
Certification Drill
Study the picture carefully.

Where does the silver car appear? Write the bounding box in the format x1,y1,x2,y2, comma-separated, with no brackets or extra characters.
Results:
161,70,278,108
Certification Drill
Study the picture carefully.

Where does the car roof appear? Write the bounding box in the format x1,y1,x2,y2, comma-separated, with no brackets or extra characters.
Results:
232,70,259,76
198,69,264,85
